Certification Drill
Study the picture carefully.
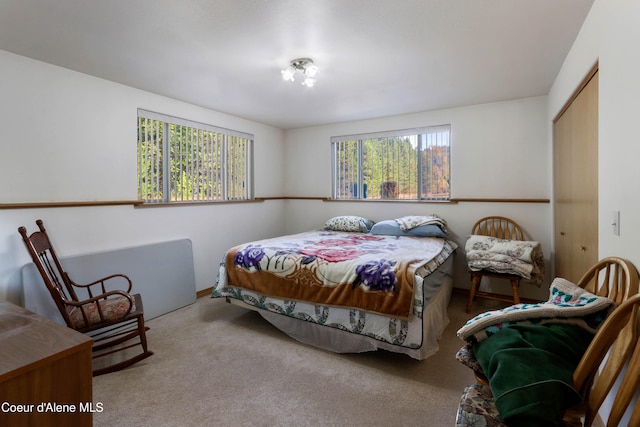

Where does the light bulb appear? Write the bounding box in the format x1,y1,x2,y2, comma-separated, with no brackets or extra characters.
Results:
304,63,318,77
302,77,316,87
281,66,296,81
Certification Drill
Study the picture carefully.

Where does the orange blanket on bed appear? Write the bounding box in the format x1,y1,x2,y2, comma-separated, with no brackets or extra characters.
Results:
224,231,445,318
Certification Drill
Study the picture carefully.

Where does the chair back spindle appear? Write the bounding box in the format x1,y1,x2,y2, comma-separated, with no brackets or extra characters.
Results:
19,220,78,327
472,216,525,241
576,257,639,305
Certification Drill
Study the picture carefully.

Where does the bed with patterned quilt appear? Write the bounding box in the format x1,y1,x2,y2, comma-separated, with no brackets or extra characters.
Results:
211,215,458,360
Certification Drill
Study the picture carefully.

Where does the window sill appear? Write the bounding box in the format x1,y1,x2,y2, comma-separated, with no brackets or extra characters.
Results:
134,199,264,208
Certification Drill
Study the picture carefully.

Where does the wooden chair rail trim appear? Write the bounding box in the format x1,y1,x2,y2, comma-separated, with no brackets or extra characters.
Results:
262,197,549,203
0,200,142,210
0,199,264,209
0,196,550,209
451,198,549,203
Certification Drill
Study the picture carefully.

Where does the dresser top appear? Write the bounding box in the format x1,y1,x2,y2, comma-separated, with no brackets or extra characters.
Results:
0,301,92,378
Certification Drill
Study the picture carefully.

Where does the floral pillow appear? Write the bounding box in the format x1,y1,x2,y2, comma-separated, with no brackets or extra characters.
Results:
324,216,375,233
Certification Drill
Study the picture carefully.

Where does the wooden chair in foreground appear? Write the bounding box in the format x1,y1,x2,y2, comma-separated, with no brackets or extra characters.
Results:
18,220,153,376
457,256,640,385
455,258,640,426
456,293,640,426
565,292,640,426
466,216,526,312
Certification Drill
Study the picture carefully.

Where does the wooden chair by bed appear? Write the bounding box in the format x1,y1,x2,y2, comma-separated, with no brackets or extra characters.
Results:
466,216,526,312
18,219,153,376
457,256,640,385
455,292,640,427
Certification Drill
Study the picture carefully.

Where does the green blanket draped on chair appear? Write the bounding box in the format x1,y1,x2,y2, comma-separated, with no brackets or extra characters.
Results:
473,323,593,426
459,277,616,426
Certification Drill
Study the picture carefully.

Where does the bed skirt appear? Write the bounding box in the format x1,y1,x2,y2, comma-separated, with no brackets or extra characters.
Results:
256,276,452,360
226,256,454,360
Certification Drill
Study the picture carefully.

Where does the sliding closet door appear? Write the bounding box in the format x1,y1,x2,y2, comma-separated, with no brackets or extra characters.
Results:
553,70,598,282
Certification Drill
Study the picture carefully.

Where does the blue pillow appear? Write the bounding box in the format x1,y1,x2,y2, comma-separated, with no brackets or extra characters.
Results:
370,219,448,238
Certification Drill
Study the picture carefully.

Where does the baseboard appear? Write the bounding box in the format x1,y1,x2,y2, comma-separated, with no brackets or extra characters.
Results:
452,287,542,305
197,287,213,298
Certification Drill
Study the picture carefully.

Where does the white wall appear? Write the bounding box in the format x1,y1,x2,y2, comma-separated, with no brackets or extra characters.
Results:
283,97,552,301
0,50,286,304
549,0,640,262
0,49,555,306
548,0,640,423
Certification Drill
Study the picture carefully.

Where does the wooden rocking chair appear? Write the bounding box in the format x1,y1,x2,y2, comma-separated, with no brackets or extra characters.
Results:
18,219,153,376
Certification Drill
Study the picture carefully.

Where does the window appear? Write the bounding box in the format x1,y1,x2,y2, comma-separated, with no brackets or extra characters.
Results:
331,125,451,200
137,109,253,203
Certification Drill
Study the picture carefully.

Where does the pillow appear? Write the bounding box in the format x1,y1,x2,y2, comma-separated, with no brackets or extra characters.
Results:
394,214,447,231
324,216,375,233
370,219,448,238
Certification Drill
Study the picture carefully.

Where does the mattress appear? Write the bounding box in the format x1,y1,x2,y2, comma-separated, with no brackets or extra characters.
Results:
212,231,457,359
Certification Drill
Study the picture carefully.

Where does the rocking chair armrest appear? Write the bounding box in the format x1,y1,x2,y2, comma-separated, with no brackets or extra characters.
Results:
67,290,137,329
66,289,135,313
68,273,133,294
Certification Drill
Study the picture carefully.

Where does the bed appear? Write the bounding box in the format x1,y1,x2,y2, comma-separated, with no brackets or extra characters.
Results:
211,215,458,360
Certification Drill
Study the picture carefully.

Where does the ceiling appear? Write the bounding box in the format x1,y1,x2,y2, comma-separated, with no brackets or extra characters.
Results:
0,0,594,129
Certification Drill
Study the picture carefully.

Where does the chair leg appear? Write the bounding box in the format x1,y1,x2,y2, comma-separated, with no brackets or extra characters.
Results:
510,279,521,304
467,273,482,313
138,314,150,352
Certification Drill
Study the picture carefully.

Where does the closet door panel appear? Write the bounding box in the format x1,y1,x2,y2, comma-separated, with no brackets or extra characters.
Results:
553,71,598,282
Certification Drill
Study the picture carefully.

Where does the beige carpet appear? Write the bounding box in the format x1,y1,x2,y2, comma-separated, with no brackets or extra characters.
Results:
93,291,506,427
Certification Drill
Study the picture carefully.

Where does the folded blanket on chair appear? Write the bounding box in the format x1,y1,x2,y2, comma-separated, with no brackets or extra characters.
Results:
457,277,614,343
473,322,593,426
465,235,545,285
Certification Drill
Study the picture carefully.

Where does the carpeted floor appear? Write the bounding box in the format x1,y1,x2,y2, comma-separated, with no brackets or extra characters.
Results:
93,291,506,427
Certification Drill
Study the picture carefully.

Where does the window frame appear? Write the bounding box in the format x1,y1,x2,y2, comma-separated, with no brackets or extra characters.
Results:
137,109,254,205
331,124,451,201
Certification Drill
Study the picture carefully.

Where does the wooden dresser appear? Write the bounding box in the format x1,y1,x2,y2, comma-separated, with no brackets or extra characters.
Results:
0,301,93,427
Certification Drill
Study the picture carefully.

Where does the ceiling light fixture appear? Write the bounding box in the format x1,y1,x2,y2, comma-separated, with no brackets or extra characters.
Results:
281,58,318,87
